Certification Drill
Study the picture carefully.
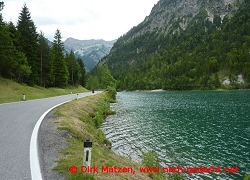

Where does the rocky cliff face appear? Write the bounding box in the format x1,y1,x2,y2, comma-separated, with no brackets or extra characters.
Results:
125,0,243,41
98,0,250,90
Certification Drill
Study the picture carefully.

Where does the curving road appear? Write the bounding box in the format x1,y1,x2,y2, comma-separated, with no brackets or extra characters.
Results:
0,92,101,180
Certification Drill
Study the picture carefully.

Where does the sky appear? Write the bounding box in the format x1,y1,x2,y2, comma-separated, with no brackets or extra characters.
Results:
1,0,159,41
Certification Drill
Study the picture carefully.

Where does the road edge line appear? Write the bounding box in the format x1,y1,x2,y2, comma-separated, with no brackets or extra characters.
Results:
30,91,101,179
30,100,71,180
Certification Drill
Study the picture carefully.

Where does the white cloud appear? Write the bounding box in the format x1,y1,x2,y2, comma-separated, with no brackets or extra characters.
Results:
1,0,159,41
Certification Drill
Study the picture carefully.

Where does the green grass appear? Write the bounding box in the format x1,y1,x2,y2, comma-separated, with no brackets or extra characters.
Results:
53,92,158,180
0,77,88,104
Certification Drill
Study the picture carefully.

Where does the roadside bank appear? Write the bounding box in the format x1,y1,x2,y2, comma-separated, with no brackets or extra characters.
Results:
38,91,153,180
0,77,88,104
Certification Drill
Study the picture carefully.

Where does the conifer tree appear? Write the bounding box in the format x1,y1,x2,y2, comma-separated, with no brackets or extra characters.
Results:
16,3,39,85
0,21,31,81
7,21,19,48
66,50,77,85
38,32,53,87
0,1,3,26
0,1,4,12
77,57,86,86
51,29,68,87
0,2,31,81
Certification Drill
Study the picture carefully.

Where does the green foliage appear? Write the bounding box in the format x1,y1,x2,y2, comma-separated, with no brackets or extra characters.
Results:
99,1,250,90
93,95,115,128
0,3,87,89
0,1,4,11
106,85,116,102
142,151,166,180
142,151,185,180
97,66,116,88
66,50,78,86
86,76,99,90
17,3,39,85
52,29,69,87
0,21,31,82
76,57,86,87
142,151,160,168
65,50,86,87
38,32,53,87
93,112,102,128
86,66,116,90
12,51,32,81
244,174,250,180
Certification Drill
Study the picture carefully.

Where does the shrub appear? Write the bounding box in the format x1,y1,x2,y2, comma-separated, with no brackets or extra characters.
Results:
106,85,116,102
142,151,160,168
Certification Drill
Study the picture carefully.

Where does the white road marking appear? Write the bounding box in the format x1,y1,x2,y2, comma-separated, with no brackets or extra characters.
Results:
30,100,71,180
30,91,101,179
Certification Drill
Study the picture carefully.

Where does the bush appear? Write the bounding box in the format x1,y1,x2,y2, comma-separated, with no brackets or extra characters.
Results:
142,151,160,168
142,151,185,180
106,85,116,102
142,151,166,180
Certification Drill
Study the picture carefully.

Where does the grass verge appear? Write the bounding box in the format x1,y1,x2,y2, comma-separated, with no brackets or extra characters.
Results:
53,91,162,180
0,77,88,104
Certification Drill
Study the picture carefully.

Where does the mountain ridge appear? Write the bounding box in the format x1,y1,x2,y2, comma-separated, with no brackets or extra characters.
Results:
97,0,250,90
114,0,243,43
64,37,116,71
64,37,116,51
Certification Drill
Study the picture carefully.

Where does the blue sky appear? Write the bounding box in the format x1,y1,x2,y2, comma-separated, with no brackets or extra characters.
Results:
2,0,159,41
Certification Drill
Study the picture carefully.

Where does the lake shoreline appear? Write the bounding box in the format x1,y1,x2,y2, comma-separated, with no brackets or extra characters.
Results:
119,88,250,92
39,92,155,180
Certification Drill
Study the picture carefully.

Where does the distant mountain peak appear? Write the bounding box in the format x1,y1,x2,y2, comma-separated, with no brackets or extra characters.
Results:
64,38,116,72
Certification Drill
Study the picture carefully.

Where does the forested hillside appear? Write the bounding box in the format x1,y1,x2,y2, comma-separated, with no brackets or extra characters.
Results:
0,2,86,87
98,0,250,90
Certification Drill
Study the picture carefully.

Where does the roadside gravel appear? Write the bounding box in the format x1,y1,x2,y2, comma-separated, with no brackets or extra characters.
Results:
38,110,68,180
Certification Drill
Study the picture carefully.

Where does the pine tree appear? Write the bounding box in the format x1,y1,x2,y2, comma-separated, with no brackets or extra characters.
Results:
38,32,52,87
0,1,4,12
77,57,86,87
66,50,77,85
0,21,31,81
7,21,19,48
51,29,68,87
0,2,31,81
16,3,39,85
0,1,4,26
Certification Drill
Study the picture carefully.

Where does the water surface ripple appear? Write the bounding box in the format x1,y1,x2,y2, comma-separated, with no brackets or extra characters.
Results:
102,90,250,179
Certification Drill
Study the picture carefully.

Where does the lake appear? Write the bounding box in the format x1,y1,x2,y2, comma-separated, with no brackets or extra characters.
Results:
102,90,250,179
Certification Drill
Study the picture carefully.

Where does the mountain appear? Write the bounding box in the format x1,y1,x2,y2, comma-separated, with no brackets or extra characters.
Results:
64,38,116,71
122,0,242,40
98,0,250,90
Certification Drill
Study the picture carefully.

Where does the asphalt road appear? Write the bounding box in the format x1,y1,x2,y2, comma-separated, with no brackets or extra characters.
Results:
0,92,101,180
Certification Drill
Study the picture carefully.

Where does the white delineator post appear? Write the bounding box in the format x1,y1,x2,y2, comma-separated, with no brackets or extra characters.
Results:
76,94,79,100
83,140,92,167
23,94,26,101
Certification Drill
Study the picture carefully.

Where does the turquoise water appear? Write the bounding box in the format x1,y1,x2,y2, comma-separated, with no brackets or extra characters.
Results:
102,90,250,179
